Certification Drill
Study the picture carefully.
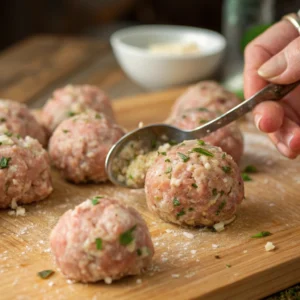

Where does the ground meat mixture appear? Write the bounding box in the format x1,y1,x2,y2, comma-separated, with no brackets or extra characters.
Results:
0,134,53,208
50,197,154,283
145,140,244,226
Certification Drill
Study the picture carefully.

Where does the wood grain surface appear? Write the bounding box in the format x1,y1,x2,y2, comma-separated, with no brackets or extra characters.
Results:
0,36,300,300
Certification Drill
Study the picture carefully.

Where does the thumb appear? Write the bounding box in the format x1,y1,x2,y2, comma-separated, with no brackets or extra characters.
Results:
257,36,300,84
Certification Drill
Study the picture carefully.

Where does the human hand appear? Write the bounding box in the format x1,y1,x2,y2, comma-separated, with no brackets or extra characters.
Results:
244,19,300,158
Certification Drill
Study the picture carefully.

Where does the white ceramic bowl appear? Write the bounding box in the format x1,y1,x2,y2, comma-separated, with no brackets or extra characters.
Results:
110,25,226,90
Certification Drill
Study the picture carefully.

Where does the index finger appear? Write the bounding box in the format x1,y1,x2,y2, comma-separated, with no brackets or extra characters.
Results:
243,20,299,98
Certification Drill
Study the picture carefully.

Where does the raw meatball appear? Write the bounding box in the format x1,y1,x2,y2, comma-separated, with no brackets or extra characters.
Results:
50,197,154,283
0,134,53,208
0,99,47,146
169,81,240,118
41,84,114,133
145,140,244,226
169,108,244,163
49,111,124,183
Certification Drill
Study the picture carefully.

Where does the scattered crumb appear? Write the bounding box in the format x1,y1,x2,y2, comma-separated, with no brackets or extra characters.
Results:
8,200,26,216
104,277,112,284
183,232,194,239
138,122,144,128
212,244,219,249
185,272,196,278
165,229,173,233
161,257,168,263
243,250,248,254
48,281,55,287
16,206,26,216
265,242,276,252
269,203,275,207
190,250,197,255
171,274,180,278
66,279,74,284
136,279,142,284
213,222,225,232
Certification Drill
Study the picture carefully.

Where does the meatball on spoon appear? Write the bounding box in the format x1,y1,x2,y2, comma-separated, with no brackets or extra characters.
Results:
106,82,299,187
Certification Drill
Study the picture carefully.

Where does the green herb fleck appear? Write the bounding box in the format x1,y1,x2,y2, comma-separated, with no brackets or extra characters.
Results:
222,153,226,159
37,270,54,279
220,191,225,196
165,158,171,163
226,264,231,268
169,140,177,146
128,174,134,180
62,129,69,133
165,166,172,174
158,151,167,156
91,196,102,205
199,119,208,124
0,117,6,122
120,225,136,245
197,140,205,145
4,131,13,137
192,147,214,157
216,200,226,216
151,140,157,149
178,152,189,162
95,113,102,119
191,183,198,188
212,188,218,196
198,107,209,112
222,166,231,173
176,209,185,219
251,231,272,238
242,173,252,181
244,165,257,173
67,111,76,117
173,198,181,206
0,157,11,169
137,248,142,256
16,134,21,139
95,238,103,250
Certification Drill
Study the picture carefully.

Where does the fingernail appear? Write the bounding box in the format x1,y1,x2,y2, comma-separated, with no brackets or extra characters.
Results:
287,134,294,148
254,114,262,131
258,52,287,79
276,142,289,157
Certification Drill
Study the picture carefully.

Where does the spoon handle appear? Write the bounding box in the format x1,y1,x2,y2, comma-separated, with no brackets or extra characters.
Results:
188,81,300,139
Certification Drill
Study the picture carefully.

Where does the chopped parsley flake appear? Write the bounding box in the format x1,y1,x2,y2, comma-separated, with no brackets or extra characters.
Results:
151,140,157,149
67,111,76,117
165,166,172,174
251,231,271,238
212,188,218,196
176,209,185,218
222,153,226,159
199,119,208,124
177,152,189,162
62,129,69,133
0,157,11,169
37,270,54,279
192,147,214,157
220,191,225,196
222,166,231,173
173,198,181,206
137,248,142,256
128,174,134,180
242,173,252,181
16,134,21,139
119,225,136,245
4,131,13,137
95,113,102,119
197,140,205,145
158,151,167,156
95,238,103,250
0,117,6,122
191,183,198,188
244,165,257,173
91,196,102,205
165,158,171,163
226,264,231,268
216,200,226,215
198,107,209,112
169,140,177,146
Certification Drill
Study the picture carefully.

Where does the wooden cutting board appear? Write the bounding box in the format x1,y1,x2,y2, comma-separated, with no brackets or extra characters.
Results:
1,88,300,300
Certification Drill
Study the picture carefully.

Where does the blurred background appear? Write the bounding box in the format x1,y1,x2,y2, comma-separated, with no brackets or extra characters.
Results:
0,0,298,51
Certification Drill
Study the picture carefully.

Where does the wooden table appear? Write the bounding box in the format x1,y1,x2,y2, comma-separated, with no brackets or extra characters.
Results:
0,35,145,108
0,35,299,300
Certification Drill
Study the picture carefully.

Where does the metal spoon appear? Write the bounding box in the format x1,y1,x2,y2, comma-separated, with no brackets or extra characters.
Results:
106,81,300,187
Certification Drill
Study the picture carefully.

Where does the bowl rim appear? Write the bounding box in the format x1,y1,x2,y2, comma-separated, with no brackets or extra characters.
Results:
110,24,226,60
